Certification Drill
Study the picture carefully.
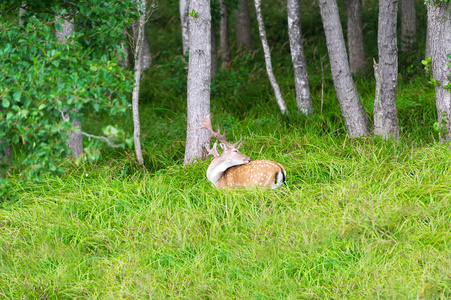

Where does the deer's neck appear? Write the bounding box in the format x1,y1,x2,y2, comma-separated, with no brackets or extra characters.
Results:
206,159,243,187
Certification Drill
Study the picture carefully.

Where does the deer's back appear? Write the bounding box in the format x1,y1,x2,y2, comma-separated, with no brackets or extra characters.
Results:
217,160,286,189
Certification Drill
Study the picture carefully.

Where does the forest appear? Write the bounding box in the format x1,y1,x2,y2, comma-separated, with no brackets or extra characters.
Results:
1,0,451,298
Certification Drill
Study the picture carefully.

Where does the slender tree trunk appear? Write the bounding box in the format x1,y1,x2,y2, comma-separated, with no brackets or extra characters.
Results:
68,119,83,157
180,0,190,55
254,0,288,114
211,21,218,80
118,27,131,67
319,0,371,137
427,2,451,142
219,0,231,71
133,23,152,70
287,0,313,115
132,1,148,166
184,0,211,164
376,0,399,139
19,4,26,25
373,60,383,133
400,0,417,53
347,0,366,73
56,14,84,157
1,140,12,164
234,0,254,50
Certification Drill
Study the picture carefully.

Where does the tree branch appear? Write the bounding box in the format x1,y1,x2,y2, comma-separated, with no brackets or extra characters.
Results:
81,132,123,148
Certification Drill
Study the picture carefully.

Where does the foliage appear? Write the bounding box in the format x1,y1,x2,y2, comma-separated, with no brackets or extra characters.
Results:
211,53,252,97
0,17,134,184
156,51,189,95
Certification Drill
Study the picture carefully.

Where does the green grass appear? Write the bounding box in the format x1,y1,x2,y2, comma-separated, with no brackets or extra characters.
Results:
2,131,451,298
2,0,450,298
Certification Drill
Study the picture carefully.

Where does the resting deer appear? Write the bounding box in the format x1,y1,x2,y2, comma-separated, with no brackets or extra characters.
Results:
201,115,286,189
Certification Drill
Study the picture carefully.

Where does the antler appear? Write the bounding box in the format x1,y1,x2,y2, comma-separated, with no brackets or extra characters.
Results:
206,140,220,158
200,115,242,149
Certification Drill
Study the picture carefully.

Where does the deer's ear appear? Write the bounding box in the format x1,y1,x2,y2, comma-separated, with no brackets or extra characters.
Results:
220,143,228,151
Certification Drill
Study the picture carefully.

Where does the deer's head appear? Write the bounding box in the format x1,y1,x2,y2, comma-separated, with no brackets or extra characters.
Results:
201,116,250,184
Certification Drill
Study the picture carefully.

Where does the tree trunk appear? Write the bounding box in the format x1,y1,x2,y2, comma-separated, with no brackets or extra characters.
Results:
254,0,288,114
211,21,218,80
132,1,148,166
373,60,383,134
19,4,26,25
234,0,254,51
287,0,313,115
56,14,84,158
425,5,433,59
400,0,416,53
427,2,451,142
319,0,371,137
1,140,12,164
376,0,399,139
184,0,211,165
219,0,231,71
55,15,74,42
117,27,131,67
347,0,366,73
68,119,83,157
133,23,152,70
180,0,190,55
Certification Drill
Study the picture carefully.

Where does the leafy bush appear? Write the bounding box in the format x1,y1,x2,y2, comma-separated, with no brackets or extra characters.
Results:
0,17,134,183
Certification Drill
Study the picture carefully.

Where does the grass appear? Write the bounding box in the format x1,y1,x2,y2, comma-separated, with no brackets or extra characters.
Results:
2,0,451,298
2,133,451,298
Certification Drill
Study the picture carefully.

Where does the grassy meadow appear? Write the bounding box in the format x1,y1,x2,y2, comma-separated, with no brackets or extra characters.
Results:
2,0,451,298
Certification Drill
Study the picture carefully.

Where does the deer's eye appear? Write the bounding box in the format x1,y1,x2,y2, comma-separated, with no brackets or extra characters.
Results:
233,149,238,153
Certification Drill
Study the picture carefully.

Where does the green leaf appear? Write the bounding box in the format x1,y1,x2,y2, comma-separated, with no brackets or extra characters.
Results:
433,122,440,131
2,99,10,108
55,22,63,34
13,91,22,102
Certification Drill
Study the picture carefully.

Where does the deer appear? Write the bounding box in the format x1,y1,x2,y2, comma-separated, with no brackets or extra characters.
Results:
201,115,286,189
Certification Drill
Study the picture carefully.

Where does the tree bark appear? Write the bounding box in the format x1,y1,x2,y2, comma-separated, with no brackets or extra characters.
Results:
347,0,366,73
234,0,254,51
319,0,371,137
19,4,26,25
55,15,74,42
117,26,131,67
287,0,313,115
68,119,83,157
180,0,190,55
133,23,152,70
132,0,148,166
56,14,84,157
373,60,383,134
427,2,451,142
254,0,288,114
424,10,433,58
184,0,211,165
376,0,399,139
1,140,12,164
400,0,417,53
211,21,218,81
219,0,231,71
